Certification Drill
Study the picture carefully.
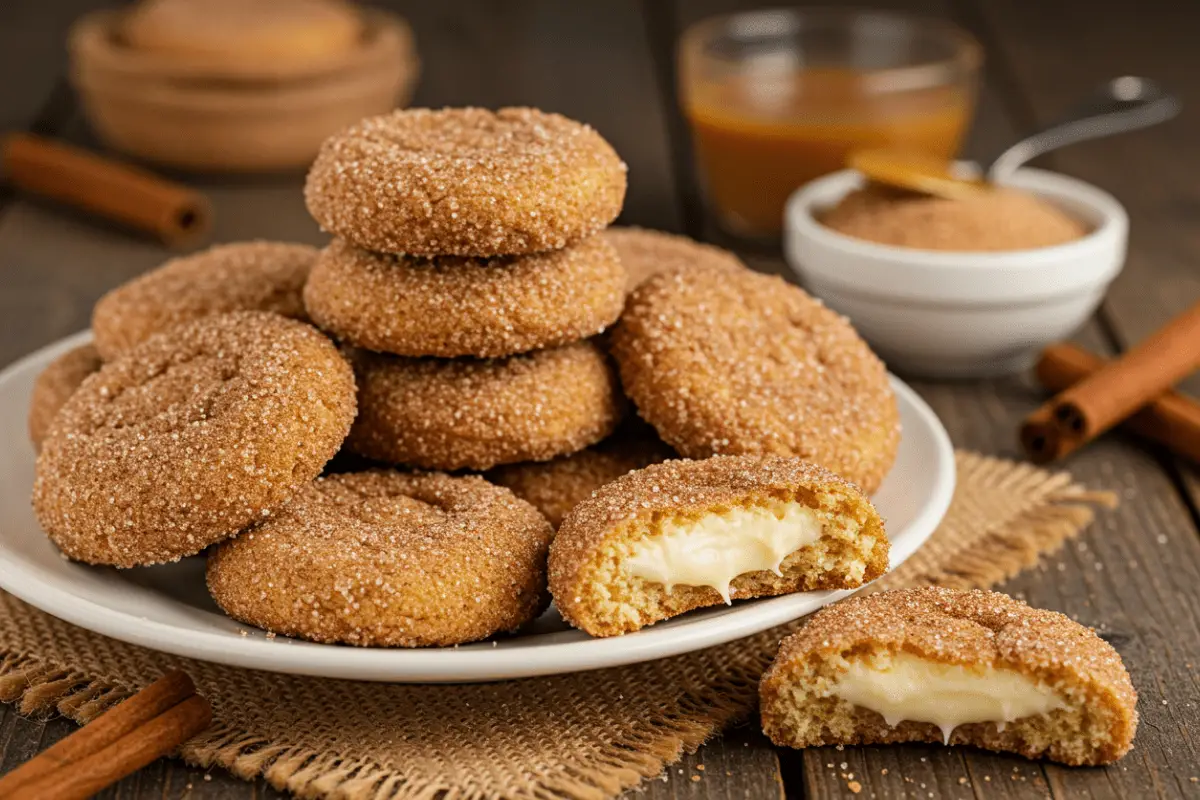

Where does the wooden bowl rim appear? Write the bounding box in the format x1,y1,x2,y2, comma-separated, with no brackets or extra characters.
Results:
69,6,416,85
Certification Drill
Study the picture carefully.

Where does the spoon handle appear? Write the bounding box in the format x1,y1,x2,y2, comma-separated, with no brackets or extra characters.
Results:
986,77,1181,182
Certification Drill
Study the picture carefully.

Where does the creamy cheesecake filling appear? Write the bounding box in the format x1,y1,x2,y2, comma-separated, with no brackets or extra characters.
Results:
623,502,825,603
829,651,1066,744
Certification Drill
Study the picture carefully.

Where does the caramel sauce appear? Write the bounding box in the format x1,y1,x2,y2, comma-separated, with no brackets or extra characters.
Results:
684,69,973,235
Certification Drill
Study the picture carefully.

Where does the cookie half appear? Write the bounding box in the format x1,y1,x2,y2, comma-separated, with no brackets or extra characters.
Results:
346,341,624,471
611,267,900,494
303,236,626,357
207,470,552,647
759,587,1138,766
305,107,627,256
548,455,888,637
92,240,317,359
33,312,356,567
27,343,103,452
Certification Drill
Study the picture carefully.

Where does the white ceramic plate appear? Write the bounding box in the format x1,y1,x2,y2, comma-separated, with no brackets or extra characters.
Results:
0,332,955,683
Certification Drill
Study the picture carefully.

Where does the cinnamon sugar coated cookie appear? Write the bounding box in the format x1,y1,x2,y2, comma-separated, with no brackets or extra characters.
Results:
92,241,317,360
33,312,356,567
347,342,623,471
489,428,675,528
760,588,1138,765
602,226,745,291
304,236,626,357
611,267,900,493
549,455,888,637
27,343,103,452
304,107,627,256
207,470,553,647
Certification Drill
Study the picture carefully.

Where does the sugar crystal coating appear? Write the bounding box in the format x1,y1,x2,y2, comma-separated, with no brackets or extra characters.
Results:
611,266,900,493
602,226,746,292
489,425,675,528
207,470,553,647
32,311,357,567
92,240,317,359
27,343,103,452
304,107,627,256
304,235,626,358
346,341,624,471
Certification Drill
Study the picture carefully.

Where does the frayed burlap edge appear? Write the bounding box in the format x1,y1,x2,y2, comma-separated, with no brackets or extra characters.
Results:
0,451,1116,800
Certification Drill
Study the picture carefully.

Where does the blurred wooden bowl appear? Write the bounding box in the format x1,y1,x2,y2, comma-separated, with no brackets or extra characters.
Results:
69,8,419,172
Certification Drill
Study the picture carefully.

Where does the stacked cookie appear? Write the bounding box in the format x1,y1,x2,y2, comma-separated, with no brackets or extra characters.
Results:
302,107,630,470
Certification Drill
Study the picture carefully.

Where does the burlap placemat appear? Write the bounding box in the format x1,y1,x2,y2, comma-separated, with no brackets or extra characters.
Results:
0,450,1114,800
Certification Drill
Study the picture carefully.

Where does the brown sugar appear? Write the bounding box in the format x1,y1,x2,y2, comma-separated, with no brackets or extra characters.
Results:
821,185,1088,251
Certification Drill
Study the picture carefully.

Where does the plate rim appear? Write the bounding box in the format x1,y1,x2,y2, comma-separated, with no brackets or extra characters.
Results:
0,331,955,683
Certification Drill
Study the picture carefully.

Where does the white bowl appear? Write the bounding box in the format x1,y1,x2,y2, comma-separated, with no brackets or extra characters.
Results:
784,167,1128,378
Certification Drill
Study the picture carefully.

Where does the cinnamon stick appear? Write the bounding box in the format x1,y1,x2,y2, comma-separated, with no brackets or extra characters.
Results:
1021,342,1200,463
1,133,211,246
8,694,212,800
1047,301,1200,444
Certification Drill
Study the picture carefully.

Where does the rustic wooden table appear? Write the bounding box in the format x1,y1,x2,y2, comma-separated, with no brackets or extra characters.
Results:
2,1,1199,798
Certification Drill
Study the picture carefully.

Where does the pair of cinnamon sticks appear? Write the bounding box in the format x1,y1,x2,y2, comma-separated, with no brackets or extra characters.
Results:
0,670,211,800
1020,301,1200,464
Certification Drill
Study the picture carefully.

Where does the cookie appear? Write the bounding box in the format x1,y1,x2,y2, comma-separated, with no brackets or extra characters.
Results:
207,470,552,647
33,312,356,567
92,241,317,360
303,236,626,358
602,226,745,291
611,267,900,493
548,455,888,637
346,341,623,471
27,343,103,452
760,587,1138,766
305,107,627,256
489,427,674,528
123,0,363,69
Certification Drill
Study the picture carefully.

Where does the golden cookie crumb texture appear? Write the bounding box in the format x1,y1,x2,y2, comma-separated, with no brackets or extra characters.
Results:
611,267,900,493
549,455,888,636
27,343,103,452
207,470,553,647
33,312,357,567
346,341,624,471
305,107,627,256
304,235,626,357
92,241,317,360
760,587,1138,766
822,186,1088,251
601,226,745,292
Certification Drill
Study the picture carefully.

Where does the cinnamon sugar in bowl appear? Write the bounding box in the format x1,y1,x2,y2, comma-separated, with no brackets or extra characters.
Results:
785,166,1126,378
821,184,1088,251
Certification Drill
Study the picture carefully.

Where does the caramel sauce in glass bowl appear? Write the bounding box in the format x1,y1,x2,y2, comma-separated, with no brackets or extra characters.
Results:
679,10,980,237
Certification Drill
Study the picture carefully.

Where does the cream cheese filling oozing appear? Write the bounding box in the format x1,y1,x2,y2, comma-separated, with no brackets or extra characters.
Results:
623,502,824,603
830,652,1066,744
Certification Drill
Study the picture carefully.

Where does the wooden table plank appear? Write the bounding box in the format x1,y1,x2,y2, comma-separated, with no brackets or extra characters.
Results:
967,0,1200,508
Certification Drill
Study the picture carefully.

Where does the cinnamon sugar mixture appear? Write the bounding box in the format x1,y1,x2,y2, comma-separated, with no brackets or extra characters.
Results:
822,185,1088,251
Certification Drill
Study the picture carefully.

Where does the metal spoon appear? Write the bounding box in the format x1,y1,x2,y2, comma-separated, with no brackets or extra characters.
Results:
851,76,1181,198
986,76,1181,182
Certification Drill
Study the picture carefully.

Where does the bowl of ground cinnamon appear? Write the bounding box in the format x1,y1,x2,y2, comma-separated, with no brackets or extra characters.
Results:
784,166,1127,378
